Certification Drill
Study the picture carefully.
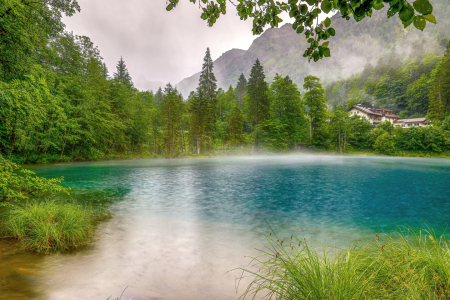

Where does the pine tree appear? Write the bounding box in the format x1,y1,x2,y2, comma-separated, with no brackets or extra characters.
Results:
113,56,133,87
190,47,217,153
197,47,217,128
235,73,247,108
154,87,164,107
428,41,450,121
303,75,329,146
227,106,244,146
161,83,183,157
101,62,109,79
246,59,269,145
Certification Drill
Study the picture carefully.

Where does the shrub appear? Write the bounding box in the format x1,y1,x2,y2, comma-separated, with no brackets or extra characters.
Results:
0,155,70,205
0,199,110,253
373,132,396,155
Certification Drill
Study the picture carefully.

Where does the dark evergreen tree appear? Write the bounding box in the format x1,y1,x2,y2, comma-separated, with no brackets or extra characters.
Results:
101,62,109,79
113,56,133,87
191,47,217,152
303,75,329,146
246,59,269,145
154,87,164,107
235,73,247,108
161,83,182,156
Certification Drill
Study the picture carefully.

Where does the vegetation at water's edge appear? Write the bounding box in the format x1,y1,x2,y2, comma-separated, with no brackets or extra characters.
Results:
1,200,111,253
239,227,450,300
0,156,111,253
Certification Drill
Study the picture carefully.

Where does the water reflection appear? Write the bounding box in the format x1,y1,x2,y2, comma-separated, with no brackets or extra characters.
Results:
2,156,450,299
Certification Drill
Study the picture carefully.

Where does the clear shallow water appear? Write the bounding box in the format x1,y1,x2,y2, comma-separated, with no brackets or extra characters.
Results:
2,155,450,299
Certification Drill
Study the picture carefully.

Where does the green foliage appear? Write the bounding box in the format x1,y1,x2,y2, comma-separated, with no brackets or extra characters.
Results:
303,75,329,147
262,74,307,150
246,59,270,146
373,131,396,155
113,56,133,87
0,199,110,253
235,74,247,108
227,106,244,147
239,227,450,299
0,156,70,204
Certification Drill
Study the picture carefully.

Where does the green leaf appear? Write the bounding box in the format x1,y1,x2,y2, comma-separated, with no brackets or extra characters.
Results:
324,17,331,27
422,14,436,24
413,15,426,31
296,26,305,33
402,15,414,28
327,28,336,36
399,3,414,22
322,41,329,48
413,0,433,15
321,0,333,13
166,4,173,11
299,4,308,14
323,48,331,57
373,1,384,10
306,0,316,5
307,38,314,43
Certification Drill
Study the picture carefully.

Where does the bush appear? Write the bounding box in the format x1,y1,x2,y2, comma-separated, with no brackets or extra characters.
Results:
0,155,70,204
239,227,450,300
0,199,110,253
373,132,396,155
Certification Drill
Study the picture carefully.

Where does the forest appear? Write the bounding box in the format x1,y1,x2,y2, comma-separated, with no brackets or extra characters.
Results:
1,1,450,163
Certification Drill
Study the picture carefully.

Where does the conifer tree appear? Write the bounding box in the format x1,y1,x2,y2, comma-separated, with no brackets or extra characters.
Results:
197,47,217,129
428,41,450,121
227,106,244,146
161,83,182,156
246,59,269,145
190,48,217,153
154,87,164,107
113,56,133,87
235,73,247,107
303,75,328,146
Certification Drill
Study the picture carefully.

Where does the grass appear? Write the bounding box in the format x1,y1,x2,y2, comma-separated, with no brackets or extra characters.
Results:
0,199,111,253
238,227,450,300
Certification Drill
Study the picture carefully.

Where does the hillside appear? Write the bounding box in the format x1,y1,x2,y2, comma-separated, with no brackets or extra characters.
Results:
176,0,449,97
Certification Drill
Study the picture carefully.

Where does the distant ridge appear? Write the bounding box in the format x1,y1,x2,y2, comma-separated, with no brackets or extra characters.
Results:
175,0,449,97
135,74,165,92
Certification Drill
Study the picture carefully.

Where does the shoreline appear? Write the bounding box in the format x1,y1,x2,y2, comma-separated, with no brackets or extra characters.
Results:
18,149,450,167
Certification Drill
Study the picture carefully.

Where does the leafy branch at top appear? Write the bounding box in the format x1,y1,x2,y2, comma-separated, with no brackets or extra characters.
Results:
166,0,435,62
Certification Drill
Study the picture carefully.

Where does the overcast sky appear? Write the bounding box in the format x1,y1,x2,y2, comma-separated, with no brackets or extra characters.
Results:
63,0,262,85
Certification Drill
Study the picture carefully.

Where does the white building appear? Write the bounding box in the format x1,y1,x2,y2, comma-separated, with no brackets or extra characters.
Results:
393,118,431,128
346,105,401,127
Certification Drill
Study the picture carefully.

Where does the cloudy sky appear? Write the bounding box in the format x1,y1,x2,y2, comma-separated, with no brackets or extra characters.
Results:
63,0,262,86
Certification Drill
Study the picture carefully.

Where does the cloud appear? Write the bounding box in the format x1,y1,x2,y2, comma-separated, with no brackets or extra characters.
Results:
63,0,257,84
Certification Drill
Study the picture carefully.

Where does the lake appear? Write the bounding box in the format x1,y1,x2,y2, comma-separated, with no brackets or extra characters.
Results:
1,155,450,299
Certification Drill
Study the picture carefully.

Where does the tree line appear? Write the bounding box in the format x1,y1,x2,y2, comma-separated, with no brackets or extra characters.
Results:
1,0,449,162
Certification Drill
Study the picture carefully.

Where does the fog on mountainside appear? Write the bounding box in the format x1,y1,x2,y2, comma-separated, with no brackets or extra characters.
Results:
134,74,165,92
175,0,449,98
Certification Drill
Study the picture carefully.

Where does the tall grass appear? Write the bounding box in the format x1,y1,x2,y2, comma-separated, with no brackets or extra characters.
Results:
238,227,450,300
0,199,111,253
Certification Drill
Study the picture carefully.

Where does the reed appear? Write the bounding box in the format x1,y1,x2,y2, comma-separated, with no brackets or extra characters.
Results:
0,199,111,253
239,227,450,299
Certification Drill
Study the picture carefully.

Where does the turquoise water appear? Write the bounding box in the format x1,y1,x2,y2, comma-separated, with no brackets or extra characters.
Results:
3,155,450,300
33,155,450,235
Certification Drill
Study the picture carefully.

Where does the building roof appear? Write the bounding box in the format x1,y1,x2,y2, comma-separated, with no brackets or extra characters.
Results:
346,105,401,119
394,118,428,123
